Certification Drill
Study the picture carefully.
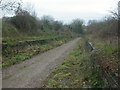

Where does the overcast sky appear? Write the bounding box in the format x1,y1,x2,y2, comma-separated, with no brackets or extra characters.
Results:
5,0,120,24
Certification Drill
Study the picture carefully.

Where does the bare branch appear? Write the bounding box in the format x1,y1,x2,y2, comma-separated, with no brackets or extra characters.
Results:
0,0,2,4
0,0,22,16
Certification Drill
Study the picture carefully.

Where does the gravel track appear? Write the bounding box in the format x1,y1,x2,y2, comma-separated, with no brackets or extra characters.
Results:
2,38,80,88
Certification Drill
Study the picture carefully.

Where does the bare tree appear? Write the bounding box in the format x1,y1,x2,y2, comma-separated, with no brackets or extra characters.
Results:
0,0,22,16
118,1,120,20
109,2,120,20
23,3,37,17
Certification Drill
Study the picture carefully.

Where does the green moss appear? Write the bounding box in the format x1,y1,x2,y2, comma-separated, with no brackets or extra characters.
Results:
3,35,63,45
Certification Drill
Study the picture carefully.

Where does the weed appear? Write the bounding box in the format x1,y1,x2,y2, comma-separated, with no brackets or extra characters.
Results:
44,38,105,88
2,37,73,67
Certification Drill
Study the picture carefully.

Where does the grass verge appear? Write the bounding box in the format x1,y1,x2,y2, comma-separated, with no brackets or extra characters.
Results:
44,38,105,88
2,37,73,68
85,35,119,87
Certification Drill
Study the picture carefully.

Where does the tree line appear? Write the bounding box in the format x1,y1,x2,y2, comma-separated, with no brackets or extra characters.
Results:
1,0,84,37
86,13,119,39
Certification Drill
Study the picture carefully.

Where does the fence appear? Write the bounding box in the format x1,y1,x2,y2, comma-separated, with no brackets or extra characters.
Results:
86,41,119,88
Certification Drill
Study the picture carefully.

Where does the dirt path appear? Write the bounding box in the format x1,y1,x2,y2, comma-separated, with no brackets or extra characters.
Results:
2,38,80,88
